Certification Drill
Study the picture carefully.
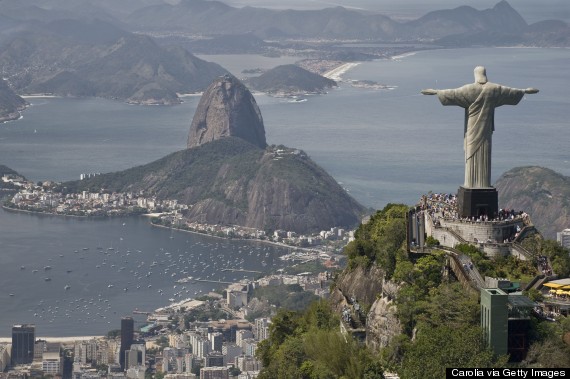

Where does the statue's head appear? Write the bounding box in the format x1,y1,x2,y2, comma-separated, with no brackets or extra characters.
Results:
474,66,488,84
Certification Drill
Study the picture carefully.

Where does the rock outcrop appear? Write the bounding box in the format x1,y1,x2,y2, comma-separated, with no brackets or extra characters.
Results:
329,264,401,350
187,75,267,149
366,295,401,352
0,79,27,122
66,137,365,233
246,64,336,96
66,75,365,232
495,166,570,239
330,265,386,313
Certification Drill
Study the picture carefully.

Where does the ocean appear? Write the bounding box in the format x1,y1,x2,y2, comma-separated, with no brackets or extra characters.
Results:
0,47,568,336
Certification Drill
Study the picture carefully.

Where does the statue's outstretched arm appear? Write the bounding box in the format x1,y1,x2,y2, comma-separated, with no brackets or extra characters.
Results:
421,89,437,95
525,88,539,94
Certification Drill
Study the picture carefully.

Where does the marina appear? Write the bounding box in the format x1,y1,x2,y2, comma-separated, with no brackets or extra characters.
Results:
0,213,293,336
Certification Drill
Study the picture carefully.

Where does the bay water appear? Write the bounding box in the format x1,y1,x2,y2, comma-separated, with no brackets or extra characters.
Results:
0,47,568,336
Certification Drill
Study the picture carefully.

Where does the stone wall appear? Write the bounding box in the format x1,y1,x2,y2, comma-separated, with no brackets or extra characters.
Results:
439,218,523,244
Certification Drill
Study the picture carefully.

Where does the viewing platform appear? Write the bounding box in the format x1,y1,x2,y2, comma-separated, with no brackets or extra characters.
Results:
408,192,538,259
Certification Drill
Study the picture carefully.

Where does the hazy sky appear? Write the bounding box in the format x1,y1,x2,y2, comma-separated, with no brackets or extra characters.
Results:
220,0,570,23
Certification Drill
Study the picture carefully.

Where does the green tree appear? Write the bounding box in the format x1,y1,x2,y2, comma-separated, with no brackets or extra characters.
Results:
399,325,506,379
344,204,408,277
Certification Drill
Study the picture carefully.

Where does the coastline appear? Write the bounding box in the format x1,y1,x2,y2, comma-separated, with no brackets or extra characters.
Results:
322,62,361,81
2,205,91,219
0,111,23,124
0,336,103,343
2,204,341,254
150,221,327,254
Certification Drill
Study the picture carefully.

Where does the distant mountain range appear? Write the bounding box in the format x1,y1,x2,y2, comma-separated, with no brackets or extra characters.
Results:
0,0,566,106
0,19,228,104
1,0,567,47
122,0,569,46
496,166,570,239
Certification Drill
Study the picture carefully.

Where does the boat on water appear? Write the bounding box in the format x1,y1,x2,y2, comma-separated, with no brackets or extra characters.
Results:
44,277,51,281
9,294,15,297
44,266,52,270
20,266,25,270
64,285,71,290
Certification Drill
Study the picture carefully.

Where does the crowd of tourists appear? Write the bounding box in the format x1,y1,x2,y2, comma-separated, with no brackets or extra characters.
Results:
538,255,553,276
420,192,530,225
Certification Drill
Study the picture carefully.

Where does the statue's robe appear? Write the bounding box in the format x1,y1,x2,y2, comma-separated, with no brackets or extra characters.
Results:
437,82,525,188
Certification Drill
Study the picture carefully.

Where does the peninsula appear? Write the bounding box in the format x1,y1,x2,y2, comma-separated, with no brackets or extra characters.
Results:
14,76,366,234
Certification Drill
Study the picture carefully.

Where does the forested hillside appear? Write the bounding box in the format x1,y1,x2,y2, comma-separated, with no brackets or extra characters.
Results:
258,204,570,378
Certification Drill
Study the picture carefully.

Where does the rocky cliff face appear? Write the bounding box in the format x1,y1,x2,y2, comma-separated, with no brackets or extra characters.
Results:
366,294,401,352
187,75,267,149
330,264,401,351
495,166,570,239
330,265,385,312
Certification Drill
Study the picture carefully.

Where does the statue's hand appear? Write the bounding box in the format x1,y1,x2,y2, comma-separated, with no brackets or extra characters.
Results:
525,88,539,94
421,89,437,95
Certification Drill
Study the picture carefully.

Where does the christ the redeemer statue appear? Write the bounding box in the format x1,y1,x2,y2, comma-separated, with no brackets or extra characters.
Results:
421,66,538,189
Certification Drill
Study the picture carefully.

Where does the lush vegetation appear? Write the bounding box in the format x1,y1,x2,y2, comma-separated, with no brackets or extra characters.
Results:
255,201,570,377
61,137,264,207
250,284,320,313
0,164,23,190
340,205,508,377
182,300,232,326
343,204,408,277
455,243,538,282
247,64,336,94
522,236,570,277
256,301,384,379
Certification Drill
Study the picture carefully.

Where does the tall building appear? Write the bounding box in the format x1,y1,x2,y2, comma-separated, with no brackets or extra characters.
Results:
235,330,253,347
208,332,223,352
200,367,229,379
11,324,35,365
557,229,570,249
120,317,134,370
254,318,270,341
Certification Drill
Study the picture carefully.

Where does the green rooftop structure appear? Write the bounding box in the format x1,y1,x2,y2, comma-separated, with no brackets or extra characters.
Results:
481,288,508,356
481,288,536,361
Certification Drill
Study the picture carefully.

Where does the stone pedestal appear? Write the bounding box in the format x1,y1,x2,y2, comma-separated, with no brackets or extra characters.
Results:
457,186,498,219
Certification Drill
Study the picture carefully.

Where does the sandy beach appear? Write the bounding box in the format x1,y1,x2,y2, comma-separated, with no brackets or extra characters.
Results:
322,62,361,81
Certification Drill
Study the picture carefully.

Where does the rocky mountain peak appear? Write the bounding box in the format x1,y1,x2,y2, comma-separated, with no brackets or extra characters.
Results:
187,75,267,149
